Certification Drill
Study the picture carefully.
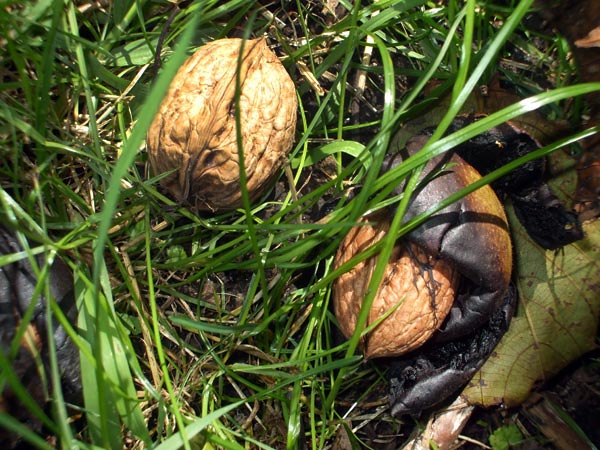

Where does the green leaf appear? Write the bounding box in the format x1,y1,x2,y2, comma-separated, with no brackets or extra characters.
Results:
109,38,158,67
290,140,366,169
463,173,600,407
489,424,523,450
76,268,151,448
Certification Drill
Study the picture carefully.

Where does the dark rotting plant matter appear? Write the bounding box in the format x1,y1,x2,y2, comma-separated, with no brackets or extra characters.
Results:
385,117,585,415
383,137,513,343
431,115,584,249
0,227,81,449
389,285,517,417
333,116,586,417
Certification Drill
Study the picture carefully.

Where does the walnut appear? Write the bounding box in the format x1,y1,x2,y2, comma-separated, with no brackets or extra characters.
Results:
147,38,297,211
333,148,513,360
333,215,459,359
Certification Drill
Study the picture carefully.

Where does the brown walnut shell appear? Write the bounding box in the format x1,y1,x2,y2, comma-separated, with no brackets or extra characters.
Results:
147,38,297,211
333,216,460,359
333,148,512,359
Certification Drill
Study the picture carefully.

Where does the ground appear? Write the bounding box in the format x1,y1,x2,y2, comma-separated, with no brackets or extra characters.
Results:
0,1,599,449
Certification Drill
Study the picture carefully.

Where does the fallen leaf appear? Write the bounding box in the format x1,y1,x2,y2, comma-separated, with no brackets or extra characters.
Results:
473,76,564,143
462,208,600,407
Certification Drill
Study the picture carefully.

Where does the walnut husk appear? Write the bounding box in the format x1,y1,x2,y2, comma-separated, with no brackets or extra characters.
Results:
333,216,459,359
146,38,297,211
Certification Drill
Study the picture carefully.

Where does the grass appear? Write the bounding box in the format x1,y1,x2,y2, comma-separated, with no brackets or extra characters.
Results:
0,0,598,449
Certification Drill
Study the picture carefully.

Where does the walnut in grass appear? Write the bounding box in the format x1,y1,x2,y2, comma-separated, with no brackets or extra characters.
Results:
147,38,297,211
333,148,513,361
333,216,460,359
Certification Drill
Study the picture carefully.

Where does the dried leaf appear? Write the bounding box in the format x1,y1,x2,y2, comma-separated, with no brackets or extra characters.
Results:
575,27,600,48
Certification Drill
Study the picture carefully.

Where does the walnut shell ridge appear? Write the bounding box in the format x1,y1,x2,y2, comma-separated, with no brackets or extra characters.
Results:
147,38,297,211
333,216,459,359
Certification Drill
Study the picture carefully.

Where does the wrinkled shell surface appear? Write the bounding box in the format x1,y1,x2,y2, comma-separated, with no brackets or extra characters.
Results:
147,38,297,211
333,216,459,359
